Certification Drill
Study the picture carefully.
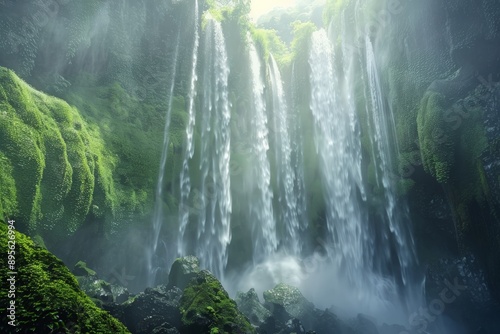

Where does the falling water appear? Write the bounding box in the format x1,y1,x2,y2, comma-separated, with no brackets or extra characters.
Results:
309,29,366,276
248,42,277,263
306,28,418,319
268,55,302,255
177,0,200,257
364,35,417,294
147,31,180,286
193,15,232,279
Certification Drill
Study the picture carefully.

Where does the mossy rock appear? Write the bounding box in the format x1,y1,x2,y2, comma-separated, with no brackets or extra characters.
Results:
235,288,270,326
262,283,314,320
167,256,201,291
0,221,130,333
179,270,255,334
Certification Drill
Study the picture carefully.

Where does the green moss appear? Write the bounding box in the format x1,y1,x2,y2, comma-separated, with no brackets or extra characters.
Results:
179,270,255,334
0,152,17,218
417,92,455,183
250,28,290,67
0,222,130,333
0,67,117,237
323,0,351,26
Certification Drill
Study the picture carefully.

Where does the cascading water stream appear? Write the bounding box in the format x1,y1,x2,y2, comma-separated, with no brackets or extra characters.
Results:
309,30,367,280
305,28,420,320
193,15,232,279
177,0,200,257
248,42,277,263
147,30,180,286
268,55,302,255
364,35,418,300
147,1,421,322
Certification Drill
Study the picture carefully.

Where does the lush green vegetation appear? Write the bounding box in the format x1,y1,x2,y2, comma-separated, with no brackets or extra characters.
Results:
0,221,130,333
0,67,116,237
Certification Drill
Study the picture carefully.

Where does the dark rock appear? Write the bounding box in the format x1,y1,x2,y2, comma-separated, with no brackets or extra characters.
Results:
107,285,182,334
265,302,292,324
167,256,201,290
311,309,353,334
263,283,315,320
236,288,271,325
152,326,180,334
77,276,129,304
350,314,379,334
379,323,409,334
285,318,306,333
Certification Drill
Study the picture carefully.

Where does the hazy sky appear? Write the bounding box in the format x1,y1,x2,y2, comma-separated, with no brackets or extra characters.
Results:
249,0,295,20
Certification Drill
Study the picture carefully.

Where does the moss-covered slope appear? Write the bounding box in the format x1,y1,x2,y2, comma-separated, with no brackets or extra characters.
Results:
0,221,130,333
0,67,116,237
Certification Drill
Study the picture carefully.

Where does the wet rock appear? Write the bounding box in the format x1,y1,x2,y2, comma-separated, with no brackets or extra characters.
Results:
107,285,182,334
424,254,500,333
77,276,130,304
379,323,408,334
167,256,201,290
350,314,379,334
236,288,271,325
312,309,352,334
263,283,315,320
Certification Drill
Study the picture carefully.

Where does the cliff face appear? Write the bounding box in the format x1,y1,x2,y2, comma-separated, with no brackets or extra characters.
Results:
0,0,499,305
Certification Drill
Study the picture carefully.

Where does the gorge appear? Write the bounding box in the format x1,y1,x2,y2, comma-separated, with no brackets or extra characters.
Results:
1,0,500,333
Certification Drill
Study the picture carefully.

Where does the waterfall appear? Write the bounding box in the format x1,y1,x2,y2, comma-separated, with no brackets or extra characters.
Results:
364,35,418,297
305,28,419,320
177,0,200,257
193,14,232,279
268,55,303,255
308,29,367,285
248,42,277,263
148,0,420,322
147,30,180,286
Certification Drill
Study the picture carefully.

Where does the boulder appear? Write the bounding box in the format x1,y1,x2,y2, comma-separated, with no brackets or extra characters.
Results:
263,283,315,322
77,276,130,304
106,285,182,334
167,256,201,290
235,288,271,325
179,270,255,334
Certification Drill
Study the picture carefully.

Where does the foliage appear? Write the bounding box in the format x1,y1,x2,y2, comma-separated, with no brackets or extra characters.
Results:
0,221,130,333
291,21,317,63
250,28,290,67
